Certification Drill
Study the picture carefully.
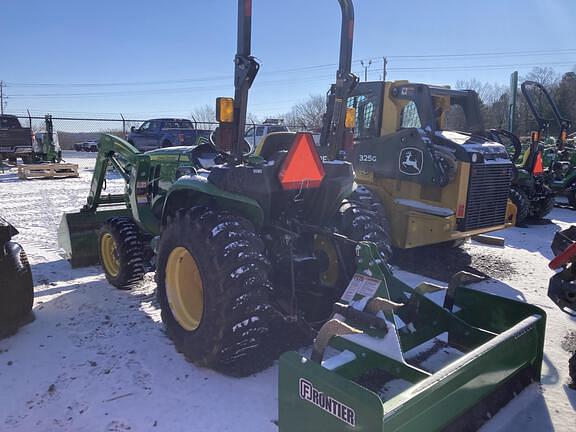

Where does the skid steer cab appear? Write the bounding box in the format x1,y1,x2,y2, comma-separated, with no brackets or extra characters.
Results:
344,81,517,249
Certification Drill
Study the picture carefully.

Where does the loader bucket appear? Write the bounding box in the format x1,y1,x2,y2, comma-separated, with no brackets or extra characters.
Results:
279,243,546,432
58,209,130,268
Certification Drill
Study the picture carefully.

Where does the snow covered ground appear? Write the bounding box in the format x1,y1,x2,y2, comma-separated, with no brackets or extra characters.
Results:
0,151,574,431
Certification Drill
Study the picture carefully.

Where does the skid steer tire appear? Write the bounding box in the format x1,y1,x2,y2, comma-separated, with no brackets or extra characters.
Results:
0,241,34,335
343,185,392,261
569,351,576,390
156,207,275,377
98,217,146,290
510,187,529,226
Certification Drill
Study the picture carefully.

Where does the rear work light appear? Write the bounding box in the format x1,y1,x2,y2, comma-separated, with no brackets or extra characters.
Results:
278,133,325,190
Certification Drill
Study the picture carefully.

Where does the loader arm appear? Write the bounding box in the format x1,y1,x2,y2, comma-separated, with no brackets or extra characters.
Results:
84,134,143,212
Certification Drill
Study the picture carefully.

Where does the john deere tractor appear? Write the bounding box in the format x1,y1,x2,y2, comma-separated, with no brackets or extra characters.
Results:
59,0,389,376
0,216,34,338
344,80,516,249
521,81,575,208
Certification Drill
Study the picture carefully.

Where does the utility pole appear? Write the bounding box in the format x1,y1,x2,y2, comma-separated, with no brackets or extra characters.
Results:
360,60,372,82
382,57,388,83
0,81,4,115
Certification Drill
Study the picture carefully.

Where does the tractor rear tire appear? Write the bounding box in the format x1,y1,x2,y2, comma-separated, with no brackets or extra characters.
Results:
0,241,34,331
156,207,275,376
343,185,392,261
510,187,529,226
98,217,146,290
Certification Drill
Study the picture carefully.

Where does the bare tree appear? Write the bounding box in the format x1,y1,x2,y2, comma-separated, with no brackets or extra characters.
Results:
284,94,326,130
523,66,560,88
191,104,216,125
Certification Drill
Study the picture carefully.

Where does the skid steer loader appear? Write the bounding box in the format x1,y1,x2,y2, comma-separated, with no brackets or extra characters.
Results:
343,81,516,250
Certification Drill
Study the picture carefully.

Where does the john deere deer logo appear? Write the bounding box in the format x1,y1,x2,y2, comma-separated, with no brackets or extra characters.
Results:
399,148,423,175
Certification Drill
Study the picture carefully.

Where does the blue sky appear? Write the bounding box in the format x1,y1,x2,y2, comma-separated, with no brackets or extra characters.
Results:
1,0,575,120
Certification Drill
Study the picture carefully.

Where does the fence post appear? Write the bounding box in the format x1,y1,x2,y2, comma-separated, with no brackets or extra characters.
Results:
120,114,126,138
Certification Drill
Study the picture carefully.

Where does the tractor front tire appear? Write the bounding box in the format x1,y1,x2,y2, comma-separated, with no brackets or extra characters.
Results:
510,187,529,226
531,195,555,220
156,207,275,376
0,241,34,333
98,217,146,290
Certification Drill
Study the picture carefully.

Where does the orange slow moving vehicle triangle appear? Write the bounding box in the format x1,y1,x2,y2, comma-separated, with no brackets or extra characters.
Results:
278,133,326,190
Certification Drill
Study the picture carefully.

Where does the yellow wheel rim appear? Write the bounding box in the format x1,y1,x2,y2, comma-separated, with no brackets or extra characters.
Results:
314,235,340,287
100,233,120,278
165,247,204,331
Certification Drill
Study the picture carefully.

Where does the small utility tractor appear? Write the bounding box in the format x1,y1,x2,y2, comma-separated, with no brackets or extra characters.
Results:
488,80,557,224
17,115,79,180
0,216,34,338
59,0,389,377
548,226,576,388
521,81,575,208
342,80,516,250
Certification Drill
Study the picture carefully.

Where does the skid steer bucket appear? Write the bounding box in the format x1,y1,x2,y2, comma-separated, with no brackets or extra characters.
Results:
58,208,130,268
279,243,546,432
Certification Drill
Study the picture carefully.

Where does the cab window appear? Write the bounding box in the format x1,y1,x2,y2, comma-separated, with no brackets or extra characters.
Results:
400,101,422,129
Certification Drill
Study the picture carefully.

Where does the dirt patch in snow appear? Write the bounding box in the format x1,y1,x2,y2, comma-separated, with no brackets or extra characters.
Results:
561,331,576,353
391,244,518,282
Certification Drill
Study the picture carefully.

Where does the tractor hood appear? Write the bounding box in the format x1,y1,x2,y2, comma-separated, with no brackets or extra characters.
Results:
433,130,511,163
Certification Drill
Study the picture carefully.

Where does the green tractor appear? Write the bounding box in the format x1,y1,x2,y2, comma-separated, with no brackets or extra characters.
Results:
487,80,557,224
521,81,575,208
341,80,516,250
0,216,34,338
59,0,389,376
18,115,79,180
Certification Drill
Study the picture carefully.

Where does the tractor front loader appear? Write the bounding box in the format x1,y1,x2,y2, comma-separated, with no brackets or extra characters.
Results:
0,216,34,338
345,81,516,250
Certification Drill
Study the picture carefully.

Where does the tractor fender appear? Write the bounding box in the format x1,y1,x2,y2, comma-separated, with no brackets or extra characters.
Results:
3,241,28,272
162,175,265,227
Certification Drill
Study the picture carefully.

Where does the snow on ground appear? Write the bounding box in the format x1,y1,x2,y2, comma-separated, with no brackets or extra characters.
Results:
0,151,574,431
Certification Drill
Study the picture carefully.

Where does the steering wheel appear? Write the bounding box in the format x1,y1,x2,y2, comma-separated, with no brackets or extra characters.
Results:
209,128,254,157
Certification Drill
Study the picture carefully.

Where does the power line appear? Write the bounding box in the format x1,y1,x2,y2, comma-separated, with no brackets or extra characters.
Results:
6,48,576,89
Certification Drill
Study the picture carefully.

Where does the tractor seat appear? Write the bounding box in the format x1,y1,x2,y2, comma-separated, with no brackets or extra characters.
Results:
255,132,296,160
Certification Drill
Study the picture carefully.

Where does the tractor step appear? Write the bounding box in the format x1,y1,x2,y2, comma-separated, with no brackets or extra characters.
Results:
17,163,79,180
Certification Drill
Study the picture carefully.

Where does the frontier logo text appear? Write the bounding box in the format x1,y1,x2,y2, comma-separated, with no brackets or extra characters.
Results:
299,378,356,427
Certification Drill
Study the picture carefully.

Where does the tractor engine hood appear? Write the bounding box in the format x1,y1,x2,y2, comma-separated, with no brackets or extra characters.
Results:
433,130,511,164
